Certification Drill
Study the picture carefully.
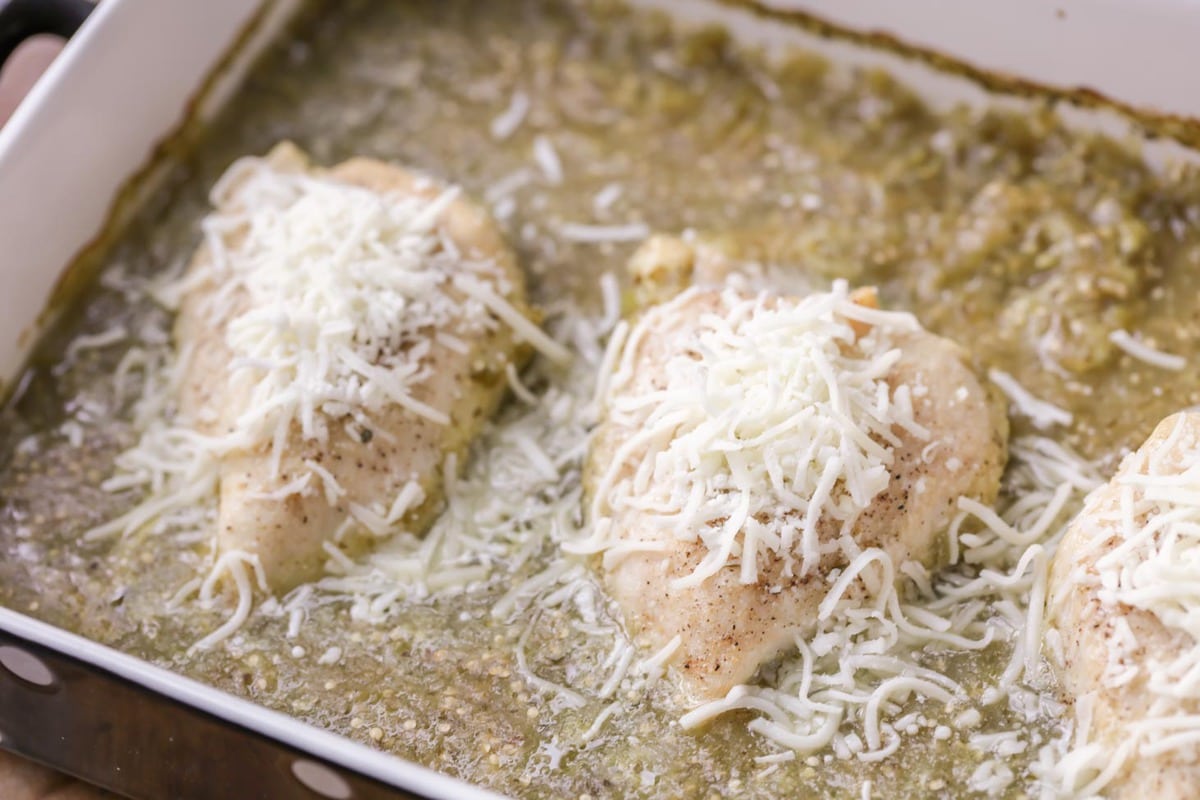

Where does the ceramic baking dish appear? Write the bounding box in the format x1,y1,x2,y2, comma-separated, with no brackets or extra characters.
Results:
2,1,1200,797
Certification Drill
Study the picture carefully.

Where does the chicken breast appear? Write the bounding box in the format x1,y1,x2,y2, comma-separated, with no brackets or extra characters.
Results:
174,142,533,591
1048,411,1200,798
587,238,1008,704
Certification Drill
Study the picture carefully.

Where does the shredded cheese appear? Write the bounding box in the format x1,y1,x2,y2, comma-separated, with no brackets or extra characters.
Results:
191,550,269,652
532,135,563,185
490,90,530,140
64,324,129,361
558,222,651,243
988,369,1073,429
1108,328,1187,371
586,282,921,585
206,166,501,450
592,183,623,213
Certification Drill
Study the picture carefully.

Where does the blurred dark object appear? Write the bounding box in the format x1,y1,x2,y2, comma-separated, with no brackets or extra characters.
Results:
0,0,94,125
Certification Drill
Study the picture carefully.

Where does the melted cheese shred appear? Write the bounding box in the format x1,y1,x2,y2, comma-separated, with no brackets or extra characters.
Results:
585,282,923,585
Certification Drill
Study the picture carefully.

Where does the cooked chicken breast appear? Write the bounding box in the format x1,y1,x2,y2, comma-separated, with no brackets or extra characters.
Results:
1048,411,1200,799
587,238,1008,704
175,142,532,591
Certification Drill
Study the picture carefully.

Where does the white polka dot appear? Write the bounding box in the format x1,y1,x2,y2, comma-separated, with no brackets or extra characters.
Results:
291,759,353,799
0,646,56,688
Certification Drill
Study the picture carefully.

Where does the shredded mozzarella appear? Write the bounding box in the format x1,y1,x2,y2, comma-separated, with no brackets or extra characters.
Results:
558,222,651,243
191,550,269,652
64,324,129,361
451,273,572,364
592,183,623,213
988,369,1073,429
532,135,563,185
490,90,530,140
207,164,504,451
1108,329,1187,371
587,282,921,584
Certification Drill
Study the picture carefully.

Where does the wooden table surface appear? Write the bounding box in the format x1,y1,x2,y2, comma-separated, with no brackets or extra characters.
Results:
1,33,113,800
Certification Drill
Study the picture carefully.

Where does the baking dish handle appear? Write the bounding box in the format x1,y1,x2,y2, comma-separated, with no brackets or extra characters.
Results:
0,0,93,68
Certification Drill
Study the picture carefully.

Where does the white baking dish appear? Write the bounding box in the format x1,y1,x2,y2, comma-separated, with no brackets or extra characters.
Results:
2,1,1199,797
